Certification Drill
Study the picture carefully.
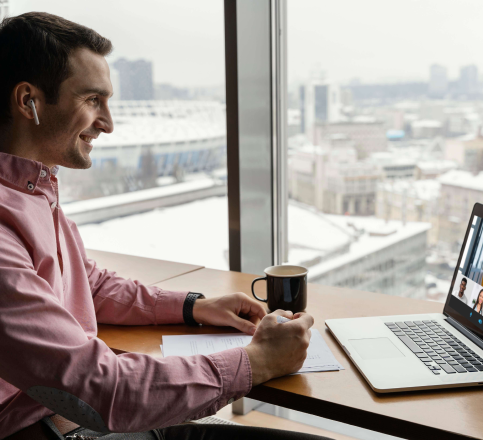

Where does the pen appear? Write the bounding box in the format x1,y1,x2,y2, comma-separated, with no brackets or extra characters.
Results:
276,315,292,323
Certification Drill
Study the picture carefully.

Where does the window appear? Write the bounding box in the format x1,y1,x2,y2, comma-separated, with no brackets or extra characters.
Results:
286,0,483,301
12,0,229,270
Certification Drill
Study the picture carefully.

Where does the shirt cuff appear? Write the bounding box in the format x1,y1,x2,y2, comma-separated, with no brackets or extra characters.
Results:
207,347,252,408
153,287,189,324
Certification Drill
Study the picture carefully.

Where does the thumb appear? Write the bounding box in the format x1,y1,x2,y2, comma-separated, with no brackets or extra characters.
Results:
231,314,257,335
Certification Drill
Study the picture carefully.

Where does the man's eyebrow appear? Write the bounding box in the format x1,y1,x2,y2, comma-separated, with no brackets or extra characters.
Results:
78,87,114,98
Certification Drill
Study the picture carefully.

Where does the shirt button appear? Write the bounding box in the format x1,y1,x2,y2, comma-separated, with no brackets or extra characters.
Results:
51,201,57,209
40,170,47,178
27,183,34,191
228,398,235,404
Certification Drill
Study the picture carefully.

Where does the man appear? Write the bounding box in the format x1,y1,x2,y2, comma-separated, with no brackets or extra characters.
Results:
457,277,468,305
0,12,326,440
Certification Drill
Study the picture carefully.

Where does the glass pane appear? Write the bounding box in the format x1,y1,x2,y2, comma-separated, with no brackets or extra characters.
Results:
287,0,483,300
11,0,228,269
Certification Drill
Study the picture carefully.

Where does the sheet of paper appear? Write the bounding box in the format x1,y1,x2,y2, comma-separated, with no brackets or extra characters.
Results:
162,333,253,357
161,329,344,373
297,329,344,372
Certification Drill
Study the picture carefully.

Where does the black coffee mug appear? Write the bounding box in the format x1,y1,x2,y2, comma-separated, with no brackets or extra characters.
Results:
251,265,308,313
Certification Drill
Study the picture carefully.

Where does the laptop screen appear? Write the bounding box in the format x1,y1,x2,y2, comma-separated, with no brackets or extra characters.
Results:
445,204,483,340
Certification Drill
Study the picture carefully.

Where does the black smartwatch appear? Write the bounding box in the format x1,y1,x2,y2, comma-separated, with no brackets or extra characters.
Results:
183,292,205,326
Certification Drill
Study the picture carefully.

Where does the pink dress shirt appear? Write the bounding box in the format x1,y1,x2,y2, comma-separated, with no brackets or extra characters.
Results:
0,152,252,438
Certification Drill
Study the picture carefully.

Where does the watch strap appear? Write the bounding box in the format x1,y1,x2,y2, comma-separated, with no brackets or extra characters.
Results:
183,292,205,326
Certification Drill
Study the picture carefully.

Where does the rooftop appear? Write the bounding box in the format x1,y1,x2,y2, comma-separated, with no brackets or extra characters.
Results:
416,160,458,172
77,195,430,281
307,216,430,279
411,120,443,128
378,179,441,201
91,101,226,148
438,169,483,192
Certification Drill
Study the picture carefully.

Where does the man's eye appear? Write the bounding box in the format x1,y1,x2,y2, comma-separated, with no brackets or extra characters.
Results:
88,97,99,103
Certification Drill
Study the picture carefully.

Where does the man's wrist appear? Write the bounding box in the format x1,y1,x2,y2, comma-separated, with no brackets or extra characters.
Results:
183,292,205,326
243,345,270,386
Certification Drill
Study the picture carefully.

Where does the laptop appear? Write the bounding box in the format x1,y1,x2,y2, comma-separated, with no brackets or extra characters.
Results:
326,203,483,393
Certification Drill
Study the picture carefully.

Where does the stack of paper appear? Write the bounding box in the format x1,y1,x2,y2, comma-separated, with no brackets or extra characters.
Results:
161,329,344,373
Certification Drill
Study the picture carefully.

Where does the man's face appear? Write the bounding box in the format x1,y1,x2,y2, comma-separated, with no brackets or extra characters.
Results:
459,280,467,296
36,48,114,169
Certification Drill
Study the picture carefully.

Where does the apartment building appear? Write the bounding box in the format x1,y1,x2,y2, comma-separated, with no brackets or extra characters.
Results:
289,145,380,216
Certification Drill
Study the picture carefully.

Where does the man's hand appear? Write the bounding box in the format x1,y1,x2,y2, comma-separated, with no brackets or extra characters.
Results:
192,293,267,335
244,310,314,386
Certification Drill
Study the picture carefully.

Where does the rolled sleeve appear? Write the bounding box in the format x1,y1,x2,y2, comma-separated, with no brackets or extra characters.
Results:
188,347,252,421
154,287,188,324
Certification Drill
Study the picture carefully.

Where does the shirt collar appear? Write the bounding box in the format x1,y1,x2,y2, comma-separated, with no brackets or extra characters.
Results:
0,152,57,192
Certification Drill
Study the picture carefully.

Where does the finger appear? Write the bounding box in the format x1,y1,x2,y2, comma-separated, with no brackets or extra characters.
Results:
288,312,314,329
238,294,267,320
231,314,257,335
248,314,262,325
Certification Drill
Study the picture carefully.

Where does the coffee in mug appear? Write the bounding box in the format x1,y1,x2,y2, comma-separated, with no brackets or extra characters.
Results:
251,265,308,313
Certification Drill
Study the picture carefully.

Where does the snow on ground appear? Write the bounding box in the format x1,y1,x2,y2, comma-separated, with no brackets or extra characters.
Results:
79,197,230,270
78,197,353,271
78,196,429,280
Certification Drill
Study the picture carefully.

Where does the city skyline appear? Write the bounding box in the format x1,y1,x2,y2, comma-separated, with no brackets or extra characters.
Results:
10,0,483,88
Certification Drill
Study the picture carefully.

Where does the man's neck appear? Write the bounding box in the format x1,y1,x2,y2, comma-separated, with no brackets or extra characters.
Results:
0,127,53,168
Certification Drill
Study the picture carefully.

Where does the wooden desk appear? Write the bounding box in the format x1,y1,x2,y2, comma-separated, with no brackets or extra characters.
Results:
98,268,483,440
86,249,204,285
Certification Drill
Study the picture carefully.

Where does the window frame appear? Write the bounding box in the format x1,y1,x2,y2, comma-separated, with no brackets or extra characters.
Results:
224,0,288,273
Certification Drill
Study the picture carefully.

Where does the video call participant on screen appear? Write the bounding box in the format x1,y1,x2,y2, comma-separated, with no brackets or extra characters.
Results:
457,278,468,305
473,289,483,315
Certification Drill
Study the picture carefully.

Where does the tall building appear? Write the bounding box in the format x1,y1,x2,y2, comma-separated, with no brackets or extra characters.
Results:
112,58,154,100
429,64,448,99
376,179,441,245
0,0,9,21
314,118,387,159
300,78,341,142
459,65,479,96
445,132,483,172
439,170,483,248
289,145,380,215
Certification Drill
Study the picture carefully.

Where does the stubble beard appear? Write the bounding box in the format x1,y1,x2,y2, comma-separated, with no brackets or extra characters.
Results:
41,106,92,170
62,139,92,169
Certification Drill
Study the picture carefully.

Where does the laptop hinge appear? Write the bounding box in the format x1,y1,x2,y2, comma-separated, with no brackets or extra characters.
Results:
446,316,483,351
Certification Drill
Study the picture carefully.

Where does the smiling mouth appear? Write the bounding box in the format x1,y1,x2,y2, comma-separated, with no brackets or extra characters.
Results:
79,135,94,144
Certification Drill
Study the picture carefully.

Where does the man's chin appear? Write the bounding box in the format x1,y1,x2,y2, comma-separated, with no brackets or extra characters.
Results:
61,149,92,169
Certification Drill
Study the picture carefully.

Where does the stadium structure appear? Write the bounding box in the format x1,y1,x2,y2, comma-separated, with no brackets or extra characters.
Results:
90,101,227,177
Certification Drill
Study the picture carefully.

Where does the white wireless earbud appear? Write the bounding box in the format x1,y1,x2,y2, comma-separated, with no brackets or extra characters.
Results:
28,99,40,125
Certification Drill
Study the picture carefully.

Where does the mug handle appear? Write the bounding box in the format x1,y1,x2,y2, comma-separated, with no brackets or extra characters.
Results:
251,277,268,302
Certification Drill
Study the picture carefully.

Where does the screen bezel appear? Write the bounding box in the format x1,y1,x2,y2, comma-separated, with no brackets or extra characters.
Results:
443,202,483,339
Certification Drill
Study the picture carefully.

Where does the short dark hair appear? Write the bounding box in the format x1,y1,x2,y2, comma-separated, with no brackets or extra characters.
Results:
461,278,467,284
0,12,113,124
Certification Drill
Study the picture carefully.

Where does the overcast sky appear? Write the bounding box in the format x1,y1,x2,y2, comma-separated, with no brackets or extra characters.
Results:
11,0,483,87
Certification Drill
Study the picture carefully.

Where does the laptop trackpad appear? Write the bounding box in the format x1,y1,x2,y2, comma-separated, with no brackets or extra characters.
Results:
349,338,405,360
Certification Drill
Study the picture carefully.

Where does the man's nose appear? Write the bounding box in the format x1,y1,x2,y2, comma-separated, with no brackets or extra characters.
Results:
95,107,114,134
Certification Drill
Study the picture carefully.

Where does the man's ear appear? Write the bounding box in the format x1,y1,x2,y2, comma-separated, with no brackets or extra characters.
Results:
12,82,42,123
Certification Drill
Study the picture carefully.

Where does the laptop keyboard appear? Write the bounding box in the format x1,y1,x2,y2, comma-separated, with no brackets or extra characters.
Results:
385,320,483,375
